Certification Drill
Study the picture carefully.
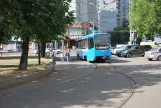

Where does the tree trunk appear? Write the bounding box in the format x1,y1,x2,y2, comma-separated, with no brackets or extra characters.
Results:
41,42,46,57
19,37,29,70
38,43,41,65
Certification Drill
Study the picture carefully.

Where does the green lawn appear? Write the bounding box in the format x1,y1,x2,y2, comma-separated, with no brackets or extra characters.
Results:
0,57,51,80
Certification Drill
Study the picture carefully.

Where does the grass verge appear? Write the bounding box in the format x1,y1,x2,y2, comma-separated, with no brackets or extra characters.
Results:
0,58,51,80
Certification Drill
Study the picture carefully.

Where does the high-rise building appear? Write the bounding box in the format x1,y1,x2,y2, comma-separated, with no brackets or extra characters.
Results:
69,0,77,21
70,0,130,32
116,0,129,26
75,0,97,23
98,0,117,32
98,0,130,32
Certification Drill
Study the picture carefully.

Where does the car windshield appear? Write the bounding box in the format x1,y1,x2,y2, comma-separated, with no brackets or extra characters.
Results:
115,46,124,49
120,46,132,50
150,48,159,51
120,46,127,50
155,42,160,46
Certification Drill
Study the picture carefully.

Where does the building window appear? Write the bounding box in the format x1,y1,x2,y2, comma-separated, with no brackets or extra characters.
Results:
68,28,85,35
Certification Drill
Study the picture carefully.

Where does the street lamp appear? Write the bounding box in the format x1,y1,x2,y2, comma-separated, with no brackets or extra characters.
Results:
129,0,132,45
89,3,96,34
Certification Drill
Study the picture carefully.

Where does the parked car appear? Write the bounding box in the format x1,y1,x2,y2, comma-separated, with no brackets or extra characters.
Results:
140,41,160,48
35,48,61,54
46,48,61,54
140,45,152,51
110,47,115,55
121,45,152,58
111,46,127,55
116,44,126,48
144,47,161,61
116,45,138,57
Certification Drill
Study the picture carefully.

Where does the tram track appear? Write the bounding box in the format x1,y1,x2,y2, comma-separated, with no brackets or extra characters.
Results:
0,63,97,98
107,63,136,108
0,63,99,108
0,62,136,108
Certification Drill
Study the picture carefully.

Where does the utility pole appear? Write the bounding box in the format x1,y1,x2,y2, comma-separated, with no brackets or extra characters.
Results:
129,0,132,45
93,18,95,34
89,3,95,34
54,40,57,49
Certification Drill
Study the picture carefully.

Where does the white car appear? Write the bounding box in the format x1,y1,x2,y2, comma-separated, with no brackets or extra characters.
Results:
144,47,161,61
34,49,61,54
46,48,61,54
111,46,125,55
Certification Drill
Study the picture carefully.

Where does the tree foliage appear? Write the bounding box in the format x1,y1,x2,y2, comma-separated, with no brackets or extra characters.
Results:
130,0,161,37
109,27,130,46
0,0,75,41
0,0,75,70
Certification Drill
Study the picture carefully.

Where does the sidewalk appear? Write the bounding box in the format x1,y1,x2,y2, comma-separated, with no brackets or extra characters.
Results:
0,56,87,90
0,60,133,108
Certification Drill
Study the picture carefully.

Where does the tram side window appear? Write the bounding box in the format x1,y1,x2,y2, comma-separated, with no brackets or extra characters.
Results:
76,41,78,48
82,39,88,49
88,38,94,49
79,40,83,49
81,40,85,49
85,39,88,49
77,41,81,49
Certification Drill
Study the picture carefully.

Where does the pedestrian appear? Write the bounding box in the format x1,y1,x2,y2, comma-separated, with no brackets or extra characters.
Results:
65,49,70,64
52,52,56,65
60,51,64,63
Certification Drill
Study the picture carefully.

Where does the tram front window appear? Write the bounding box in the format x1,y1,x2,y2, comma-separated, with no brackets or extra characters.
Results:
95,34,110,50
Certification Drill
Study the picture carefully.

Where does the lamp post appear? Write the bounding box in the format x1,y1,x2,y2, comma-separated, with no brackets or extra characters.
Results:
129,0,132,45
89,3,95,34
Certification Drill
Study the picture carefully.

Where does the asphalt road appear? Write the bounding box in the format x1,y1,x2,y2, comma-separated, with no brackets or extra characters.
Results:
0,56,161,108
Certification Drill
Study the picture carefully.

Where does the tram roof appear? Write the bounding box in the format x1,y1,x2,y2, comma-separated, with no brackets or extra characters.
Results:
76,33,111,41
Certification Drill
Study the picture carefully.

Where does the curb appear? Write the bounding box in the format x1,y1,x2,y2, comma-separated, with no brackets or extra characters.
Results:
0,64,54,90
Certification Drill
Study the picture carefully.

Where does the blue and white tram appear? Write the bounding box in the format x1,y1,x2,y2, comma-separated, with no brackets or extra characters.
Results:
76,32,112,62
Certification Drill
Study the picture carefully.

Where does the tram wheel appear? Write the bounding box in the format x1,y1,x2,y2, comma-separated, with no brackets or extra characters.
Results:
77,54,79,58
104,59,112,63
84,56,87,61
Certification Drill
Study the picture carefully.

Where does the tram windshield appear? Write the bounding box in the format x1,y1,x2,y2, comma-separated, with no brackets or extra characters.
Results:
95,34,110,50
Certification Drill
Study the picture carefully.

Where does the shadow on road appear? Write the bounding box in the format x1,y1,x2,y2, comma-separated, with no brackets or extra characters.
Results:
42,61,161,108
0,58,161,108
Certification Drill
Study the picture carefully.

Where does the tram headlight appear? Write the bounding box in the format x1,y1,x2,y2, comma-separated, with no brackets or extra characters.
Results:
106,44,110,49
96,44,100,49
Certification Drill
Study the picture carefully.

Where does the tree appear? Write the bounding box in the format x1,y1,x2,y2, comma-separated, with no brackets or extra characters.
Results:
41,42,46,57
109,26,129,46
0,0,75,70
122,19,129,30
130,0,161,37
0,29,11,44
0,1,15,44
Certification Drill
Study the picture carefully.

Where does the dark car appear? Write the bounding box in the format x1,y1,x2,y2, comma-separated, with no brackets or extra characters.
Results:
116,45,138,57
140,45,152,51
122,45,152,58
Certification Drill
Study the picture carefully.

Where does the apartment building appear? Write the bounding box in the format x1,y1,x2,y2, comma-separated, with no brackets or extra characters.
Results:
69,0,77,22
72,0,130,32
98,0,129,31
75,0,97,23
116,0,129,26
97,0,117,32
